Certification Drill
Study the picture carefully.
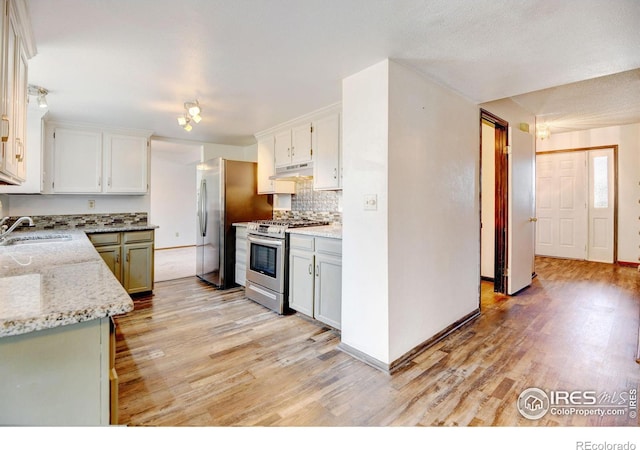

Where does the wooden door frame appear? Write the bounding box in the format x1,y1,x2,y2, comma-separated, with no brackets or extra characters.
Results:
480,109,509,294
536,145,619,263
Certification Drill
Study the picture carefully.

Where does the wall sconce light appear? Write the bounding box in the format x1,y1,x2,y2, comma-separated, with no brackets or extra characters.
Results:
28,84,49,108
536,124,551,140
177,100,201,131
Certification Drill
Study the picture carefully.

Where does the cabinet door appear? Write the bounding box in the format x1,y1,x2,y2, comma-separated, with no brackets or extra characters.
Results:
0,5,18,180
289,248,315,317
274,130,292,168
12,43,27,181
104,133,148,193
314,252,342,330
312,113,341,190
291,123,312,165
123,242,154,294
52,128,102,193
96,245,122,282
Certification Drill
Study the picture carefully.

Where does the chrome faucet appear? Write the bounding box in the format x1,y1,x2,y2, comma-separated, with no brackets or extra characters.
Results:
0,216,35,241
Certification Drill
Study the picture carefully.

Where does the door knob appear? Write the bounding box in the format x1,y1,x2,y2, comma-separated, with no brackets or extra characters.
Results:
529,217,538,222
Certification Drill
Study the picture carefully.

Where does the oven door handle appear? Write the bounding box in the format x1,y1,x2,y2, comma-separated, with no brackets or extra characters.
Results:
247,235,284,247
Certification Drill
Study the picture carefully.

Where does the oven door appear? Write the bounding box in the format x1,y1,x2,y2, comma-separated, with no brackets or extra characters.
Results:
246,233,285,294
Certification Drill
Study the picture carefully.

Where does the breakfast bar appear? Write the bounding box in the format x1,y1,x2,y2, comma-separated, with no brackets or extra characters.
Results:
0,230,134,425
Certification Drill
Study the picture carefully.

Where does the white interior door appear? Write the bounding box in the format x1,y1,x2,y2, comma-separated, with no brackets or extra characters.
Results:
587,149,614,263
535,152,588,259
507,127,535,295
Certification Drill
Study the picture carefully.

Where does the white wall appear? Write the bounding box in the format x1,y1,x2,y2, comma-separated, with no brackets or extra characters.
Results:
341,59,480,366
149,140,201,248
7,194,149,216
203,142,256,162
537,123,640,264
387,61,479,362
341,59,390,364
0,194,8,217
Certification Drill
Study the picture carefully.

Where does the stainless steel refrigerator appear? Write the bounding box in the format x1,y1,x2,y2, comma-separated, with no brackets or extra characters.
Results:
196,158,273,289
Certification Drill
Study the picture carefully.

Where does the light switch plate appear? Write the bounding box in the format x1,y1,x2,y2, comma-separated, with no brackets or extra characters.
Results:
363,194,377,211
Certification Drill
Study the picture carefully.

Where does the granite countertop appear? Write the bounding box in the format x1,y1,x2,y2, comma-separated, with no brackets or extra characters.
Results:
0,230,134,338
287,224,342,239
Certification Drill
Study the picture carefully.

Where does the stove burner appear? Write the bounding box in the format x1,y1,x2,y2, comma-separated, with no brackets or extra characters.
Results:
250,219,330,228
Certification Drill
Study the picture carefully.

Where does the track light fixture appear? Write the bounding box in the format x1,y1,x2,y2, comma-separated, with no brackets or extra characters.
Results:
177,100,202,131
28,84,49,108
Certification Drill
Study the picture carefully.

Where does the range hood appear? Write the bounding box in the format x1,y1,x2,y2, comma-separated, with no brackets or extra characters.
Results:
269,162,314,181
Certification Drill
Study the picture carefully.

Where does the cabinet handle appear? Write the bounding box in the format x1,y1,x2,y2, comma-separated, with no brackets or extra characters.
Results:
333,168,337,179
288,147,290,158
308,263,312,275
108,177,112,187
126,251,130,262
116,253,120,263
1,115,8,143
291,146,294,157
15,138,23,162
316,265,319,277
98,176,102,187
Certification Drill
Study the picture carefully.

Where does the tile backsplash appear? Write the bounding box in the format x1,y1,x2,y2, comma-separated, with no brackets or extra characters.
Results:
274,179,342,223
3,212,150,230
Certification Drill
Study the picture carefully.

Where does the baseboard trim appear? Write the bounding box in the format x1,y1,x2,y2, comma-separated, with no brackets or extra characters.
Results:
155,245,196,251
618,260,639,268
338,308,481,375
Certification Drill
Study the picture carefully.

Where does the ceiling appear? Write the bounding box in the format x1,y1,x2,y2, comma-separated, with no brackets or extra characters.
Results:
26,0,640,146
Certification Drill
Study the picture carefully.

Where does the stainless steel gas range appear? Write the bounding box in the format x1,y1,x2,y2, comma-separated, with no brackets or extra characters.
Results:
245,219,329,314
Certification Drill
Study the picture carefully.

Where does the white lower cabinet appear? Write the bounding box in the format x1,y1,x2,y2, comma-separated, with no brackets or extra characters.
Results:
235,225,247,287
288,234,341,329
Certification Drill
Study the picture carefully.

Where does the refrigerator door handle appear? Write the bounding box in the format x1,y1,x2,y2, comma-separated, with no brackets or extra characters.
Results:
202,180,208,237
197,180,204,236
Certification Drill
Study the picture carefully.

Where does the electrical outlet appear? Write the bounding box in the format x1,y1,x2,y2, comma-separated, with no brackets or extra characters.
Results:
88,199,95,209
175,232,179,237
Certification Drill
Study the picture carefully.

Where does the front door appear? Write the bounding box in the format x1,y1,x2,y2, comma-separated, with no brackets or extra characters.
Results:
507,127,535,295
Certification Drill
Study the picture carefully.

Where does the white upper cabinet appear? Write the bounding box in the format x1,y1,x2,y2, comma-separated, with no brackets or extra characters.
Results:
312,112,341,190
0,0,34,185
52,127,102,193
291,123,312,165
257,135,295,194
255,102,341,192
274,130,291,168
103,133,148,193
274,123,313,168
45,122,151,195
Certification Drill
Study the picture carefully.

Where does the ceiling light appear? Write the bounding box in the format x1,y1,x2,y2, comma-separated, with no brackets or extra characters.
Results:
28,84,49,109
186,101,200,117
178,100,202,131
536,124,551,140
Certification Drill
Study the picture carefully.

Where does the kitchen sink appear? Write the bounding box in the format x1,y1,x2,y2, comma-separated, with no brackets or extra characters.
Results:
0,234,73,246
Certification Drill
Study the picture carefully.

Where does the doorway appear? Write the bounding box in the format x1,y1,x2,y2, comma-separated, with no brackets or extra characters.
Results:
535,146,617,263
480,109,536,295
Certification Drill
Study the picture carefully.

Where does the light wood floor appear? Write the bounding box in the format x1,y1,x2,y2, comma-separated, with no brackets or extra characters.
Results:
115,257,640,426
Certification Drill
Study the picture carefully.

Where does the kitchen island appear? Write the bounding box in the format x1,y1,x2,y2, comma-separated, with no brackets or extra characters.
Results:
0,230,134,425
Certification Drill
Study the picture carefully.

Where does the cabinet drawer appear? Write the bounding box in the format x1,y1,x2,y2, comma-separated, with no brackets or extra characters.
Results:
316,237,342,256
236,226,248,239
88,232,120,246
290,234,314,251
123,230,154,243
